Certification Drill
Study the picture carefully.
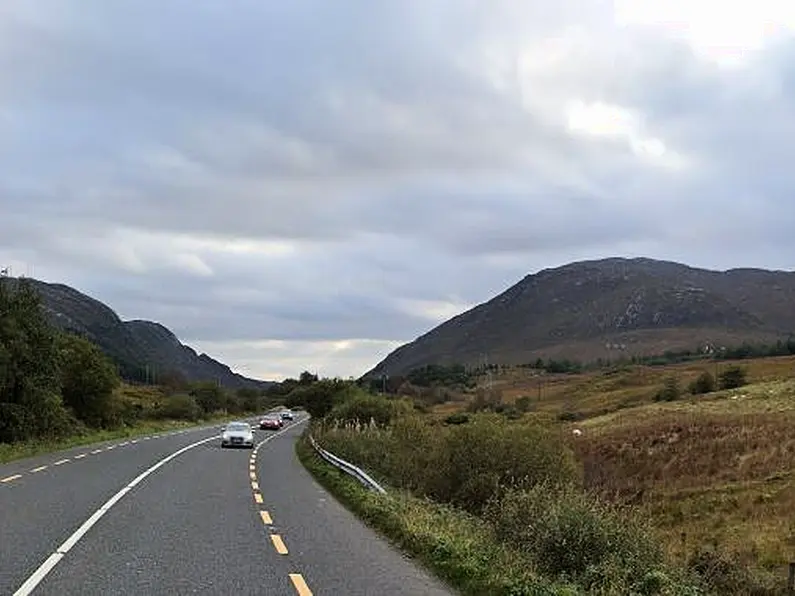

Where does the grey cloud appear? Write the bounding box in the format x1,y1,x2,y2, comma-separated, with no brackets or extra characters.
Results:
4,1,795,378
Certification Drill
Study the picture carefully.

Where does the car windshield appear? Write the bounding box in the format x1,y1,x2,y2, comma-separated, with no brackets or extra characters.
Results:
226,423,249,431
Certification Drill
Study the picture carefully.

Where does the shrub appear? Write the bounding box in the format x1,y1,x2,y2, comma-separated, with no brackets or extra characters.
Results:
515,396,533,412
157,394,201,421
315,413,581,514
286,378,356,418
487,485,678,592
427,416,581,513
688,371,716,395
327,394,404,428
654,376,681,402
718,366,747,390
557,411,584,422
444,412,470,425
687,547,773,595
57,333,121,428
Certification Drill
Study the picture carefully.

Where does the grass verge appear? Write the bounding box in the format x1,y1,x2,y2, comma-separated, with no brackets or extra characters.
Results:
296,432,592,596
0,412,250,464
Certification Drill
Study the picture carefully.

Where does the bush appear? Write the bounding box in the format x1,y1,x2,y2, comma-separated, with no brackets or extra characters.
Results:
687,547,775,595
557,411,584,422
310,408,707,595
654,376,681,402
57,333,121,428
286,378,356,418
689,371,716,395
157,394,201,421
327,394,404,428
444,412,470,425
189,381,226,414
318,413,581,515
487,485,683,593
718,366,747,390
515,396,533,412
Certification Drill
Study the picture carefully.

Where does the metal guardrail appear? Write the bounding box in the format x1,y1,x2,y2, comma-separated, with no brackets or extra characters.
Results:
308,434,386,494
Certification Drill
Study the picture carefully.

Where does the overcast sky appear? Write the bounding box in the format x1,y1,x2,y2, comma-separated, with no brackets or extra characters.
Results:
3,1,795,380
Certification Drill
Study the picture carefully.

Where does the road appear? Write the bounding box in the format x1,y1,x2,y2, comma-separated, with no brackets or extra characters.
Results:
0,415,454,595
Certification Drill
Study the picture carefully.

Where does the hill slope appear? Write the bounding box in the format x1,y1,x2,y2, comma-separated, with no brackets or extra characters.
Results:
366,257,795,377
1,277,271,389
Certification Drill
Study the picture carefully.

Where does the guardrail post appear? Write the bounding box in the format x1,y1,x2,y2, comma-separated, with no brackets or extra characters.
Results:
788,562,795,590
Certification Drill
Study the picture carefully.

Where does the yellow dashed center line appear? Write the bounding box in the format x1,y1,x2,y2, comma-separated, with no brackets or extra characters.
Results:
251,481,259,490
91,449,102,454
254,493,263,504
53,459,70,466
1,474,22,483
250,471,257,480
289,573,313,595
74,454,87,459
259,510,273,525
30,465,47,473
270,534,288,554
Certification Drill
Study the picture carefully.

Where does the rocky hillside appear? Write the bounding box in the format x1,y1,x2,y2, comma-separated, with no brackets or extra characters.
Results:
365,258,795,377
1,277,271,389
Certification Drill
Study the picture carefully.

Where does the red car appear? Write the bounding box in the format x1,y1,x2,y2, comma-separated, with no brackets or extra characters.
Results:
259,416,282,430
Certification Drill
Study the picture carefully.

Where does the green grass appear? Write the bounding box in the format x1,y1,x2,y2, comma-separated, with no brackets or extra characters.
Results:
296,432,591,596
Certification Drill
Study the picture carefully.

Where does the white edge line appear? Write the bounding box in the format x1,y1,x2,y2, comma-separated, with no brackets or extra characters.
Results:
13,416,304,596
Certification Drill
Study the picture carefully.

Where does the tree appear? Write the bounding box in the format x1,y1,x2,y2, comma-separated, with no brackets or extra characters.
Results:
236,387,261,411
0,279,72,441
190,381,225,414
285,379,353,418
57,333,121,427
299,371,318,385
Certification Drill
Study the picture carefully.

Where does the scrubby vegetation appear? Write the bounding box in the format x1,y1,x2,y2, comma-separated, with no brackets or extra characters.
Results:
293,352,795,594
293,379,710,595
0,279,276,453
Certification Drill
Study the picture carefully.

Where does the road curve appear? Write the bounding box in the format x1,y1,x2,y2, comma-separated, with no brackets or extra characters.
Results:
0,416,455,595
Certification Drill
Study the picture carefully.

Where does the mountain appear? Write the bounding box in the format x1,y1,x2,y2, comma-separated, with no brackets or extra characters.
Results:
1,277,272,389
365,257,795,377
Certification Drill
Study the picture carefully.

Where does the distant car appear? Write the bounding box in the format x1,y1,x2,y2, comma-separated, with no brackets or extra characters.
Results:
221,421,254,449
280,410,294,421
259,415,282,430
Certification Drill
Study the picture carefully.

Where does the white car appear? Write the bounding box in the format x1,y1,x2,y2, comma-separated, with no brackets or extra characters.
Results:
220,421,255,449
280,410,294,421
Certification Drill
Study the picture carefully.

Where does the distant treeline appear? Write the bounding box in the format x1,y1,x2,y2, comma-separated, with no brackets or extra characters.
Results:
365,338,795,391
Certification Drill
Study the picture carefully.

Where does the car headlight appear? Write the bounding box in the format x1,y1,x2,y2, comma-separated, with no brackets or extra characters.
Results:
221,433,229,440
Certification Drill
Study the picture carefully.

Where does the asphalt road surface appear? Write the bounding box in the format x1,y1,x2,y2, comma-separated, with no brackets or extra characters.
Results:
0,415,454,595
